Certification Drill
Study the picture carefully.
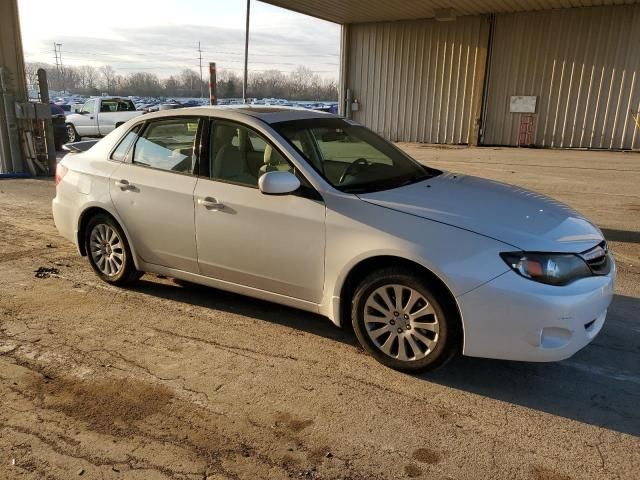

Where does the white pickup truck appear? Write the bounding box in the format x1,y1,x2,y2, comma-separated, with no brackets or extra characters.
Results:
65,97,143,142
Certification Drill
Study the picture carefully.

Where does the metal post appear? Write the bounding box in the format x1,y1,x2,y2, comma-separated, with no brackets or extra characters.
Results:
243,0,250,103
0,67,24,173
477,14,496,146
0,83,11,173
209,62,217,106
198,41,204,98
38,68,56,174
338,24,351,117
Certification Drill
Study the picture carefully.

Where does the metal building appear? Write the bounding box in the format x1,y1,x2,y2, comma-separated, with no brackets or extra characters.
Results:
265,0,640,150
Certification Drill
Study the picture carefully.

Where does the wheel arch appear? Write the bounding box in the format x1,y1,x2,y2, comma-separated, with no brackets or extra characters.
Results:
336,255,464,347
76,205,141,269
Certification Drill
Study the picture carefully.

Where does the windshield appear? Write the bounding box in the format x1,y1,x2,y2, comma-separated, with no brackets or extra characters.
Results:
273,118,439,193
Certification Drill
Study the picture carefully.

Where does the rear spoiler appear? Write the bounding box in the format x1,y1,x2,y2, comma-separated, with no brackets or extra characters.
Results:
62,139,100,153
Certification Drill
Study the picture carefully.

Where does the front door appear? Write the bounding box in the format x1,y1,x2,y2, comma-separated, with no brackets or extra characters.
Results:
110,117,201,272
74,99,99,136
194,120,326,303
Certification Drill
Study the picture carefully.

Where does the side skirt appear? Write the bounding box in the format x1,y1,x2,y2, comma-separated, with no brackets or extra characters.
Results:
138,261,323,316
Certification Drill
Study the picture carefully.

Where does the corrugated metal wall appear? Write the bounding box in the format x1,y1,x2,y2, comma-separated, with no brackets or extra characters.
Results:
483,4,640,149
347,16,490,144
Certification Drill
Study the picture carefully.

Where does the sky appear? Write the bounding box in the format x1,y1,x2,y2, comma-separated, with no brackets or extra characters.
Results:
17,0,341,79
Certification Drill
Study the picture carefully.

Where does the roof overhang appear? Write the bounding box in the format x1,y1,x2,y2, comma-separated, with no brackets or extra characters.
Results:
259,0,639,24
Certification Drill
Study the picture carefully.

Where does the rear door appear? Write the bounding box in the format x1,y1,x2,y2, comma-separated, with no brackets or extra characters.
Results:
109,117,202,272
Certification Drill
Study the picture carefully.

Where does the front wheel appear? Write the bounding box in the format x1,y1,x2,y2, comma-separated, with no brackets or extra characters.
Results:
84,214,142,286
66,124,80,143
351,267,460,373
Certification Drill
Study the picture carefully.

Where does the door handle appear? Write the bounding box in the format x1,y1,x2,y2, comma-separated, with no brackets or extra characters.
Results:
198,196,224,210
115,179,134,191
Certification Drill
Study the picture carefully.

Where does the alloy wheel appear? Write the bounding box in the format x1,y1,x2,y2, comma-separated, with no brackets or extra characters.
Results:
89,224,125,277
363,284,440,362
66,125,77,142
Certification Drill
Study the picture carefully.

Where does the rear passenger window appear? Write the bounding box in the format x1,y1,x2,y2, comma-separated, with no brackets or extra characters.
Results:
111,125,141,162
132,118,199,173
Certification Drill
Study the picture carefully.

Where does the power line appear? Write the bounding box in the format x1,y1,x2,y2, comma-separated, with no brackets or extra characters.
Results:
36,47,338,59
34,49,339,66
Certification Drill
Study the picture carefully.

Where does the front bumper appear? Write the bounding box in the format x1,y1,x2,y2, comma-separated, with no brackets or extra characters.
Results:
457,255,615,362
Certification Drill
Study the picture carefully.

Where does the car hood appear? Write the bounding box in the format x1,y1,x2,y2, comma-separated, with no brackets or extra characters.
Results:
358,172,603,252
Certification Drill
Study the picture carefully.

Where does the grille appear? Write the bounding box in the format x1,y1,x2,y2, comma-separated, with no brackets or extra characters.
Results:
581,241,611,276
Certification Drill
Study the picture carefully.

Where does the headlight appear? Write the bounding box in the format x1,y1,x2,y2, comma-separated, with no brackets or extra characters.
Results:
500,252,592,286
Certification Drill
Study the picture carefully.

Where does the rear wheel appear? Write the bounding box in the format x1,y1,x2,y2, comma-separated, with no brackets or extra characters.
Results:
66,124,80,142
351,267,460,373
84,214,142,286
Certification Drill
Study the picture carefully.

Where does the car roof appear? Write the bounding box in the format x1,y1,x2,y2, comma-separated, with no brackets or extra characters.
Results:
88,96,134,101
138,105,340,124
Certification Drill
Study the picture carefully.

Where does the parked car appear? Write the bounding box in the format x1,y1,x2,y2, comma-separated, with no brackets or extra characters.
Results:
65,97,143,142
52,107,615,372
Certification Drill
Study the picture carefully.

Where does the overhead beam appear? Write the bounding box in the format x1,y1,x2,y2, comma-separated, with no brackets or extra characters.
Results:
258,0,640,24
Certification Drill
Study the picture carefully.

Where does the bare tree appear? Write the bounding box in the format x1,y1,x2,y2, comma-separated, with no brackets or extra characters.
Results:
124,72,162,96
79,65,98,90
179,69,205,97
99,65,117,93
24,63,337,101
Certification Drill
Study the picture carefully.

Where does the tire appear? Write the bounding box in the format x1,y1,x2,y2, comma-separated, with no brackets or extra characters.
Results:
84,213,142,286
351,267,460,373
66,123,80,143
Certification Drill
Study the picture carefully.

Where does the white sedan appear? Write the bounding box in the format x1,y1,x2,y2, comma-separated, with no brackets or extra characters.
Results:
52,107,615,372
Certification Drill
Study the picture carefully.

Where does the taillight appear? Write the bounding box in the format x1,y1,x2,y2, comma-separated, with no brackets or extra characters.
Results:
55,163,68,186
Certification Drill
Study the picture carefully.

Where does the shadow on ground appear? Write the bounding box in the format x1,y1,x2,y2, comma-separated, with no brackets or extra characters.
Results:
131,277,356,346
132,278,640,437
427,294,640,437
602,228,640,244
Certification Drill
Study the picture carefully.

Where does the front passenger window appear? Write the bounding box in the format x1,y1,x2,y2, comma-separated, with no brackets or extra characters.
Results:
209,123,292,187
82,100,96,115
132,118,199,173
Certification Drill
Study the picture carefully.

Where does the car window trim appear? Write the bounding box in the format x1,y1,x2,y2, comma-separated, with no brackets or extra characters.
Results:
129,115,203,176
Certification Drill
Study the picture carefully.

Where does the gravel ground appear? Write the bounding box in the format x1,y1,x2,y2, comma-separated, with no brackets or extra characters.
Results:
0,146,638,480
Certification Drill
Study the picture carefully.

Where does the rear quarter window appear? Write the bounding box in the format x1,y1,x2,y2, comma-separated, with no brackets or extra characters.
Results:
111,125,141,162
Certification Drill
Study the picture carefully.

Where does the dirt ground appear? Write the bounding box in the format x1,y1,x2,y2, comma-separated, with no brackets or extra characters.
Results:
0,145,639,480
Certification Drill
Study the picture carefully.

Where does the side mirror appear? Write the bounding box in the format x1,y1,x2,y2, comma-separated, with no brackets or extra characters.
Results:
258,171,300,195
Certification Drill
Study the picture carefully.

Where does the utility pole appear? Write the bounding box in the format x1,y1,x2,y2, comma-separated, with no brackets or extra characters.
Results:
243,0,250,103
53,43,60,90
53,43,59,71
54,43,64,93
198,41,204,98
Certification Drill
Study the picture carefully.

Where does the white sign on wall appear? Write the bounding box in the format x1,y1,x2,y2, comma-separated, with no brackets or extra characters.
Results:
510,96,537,113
